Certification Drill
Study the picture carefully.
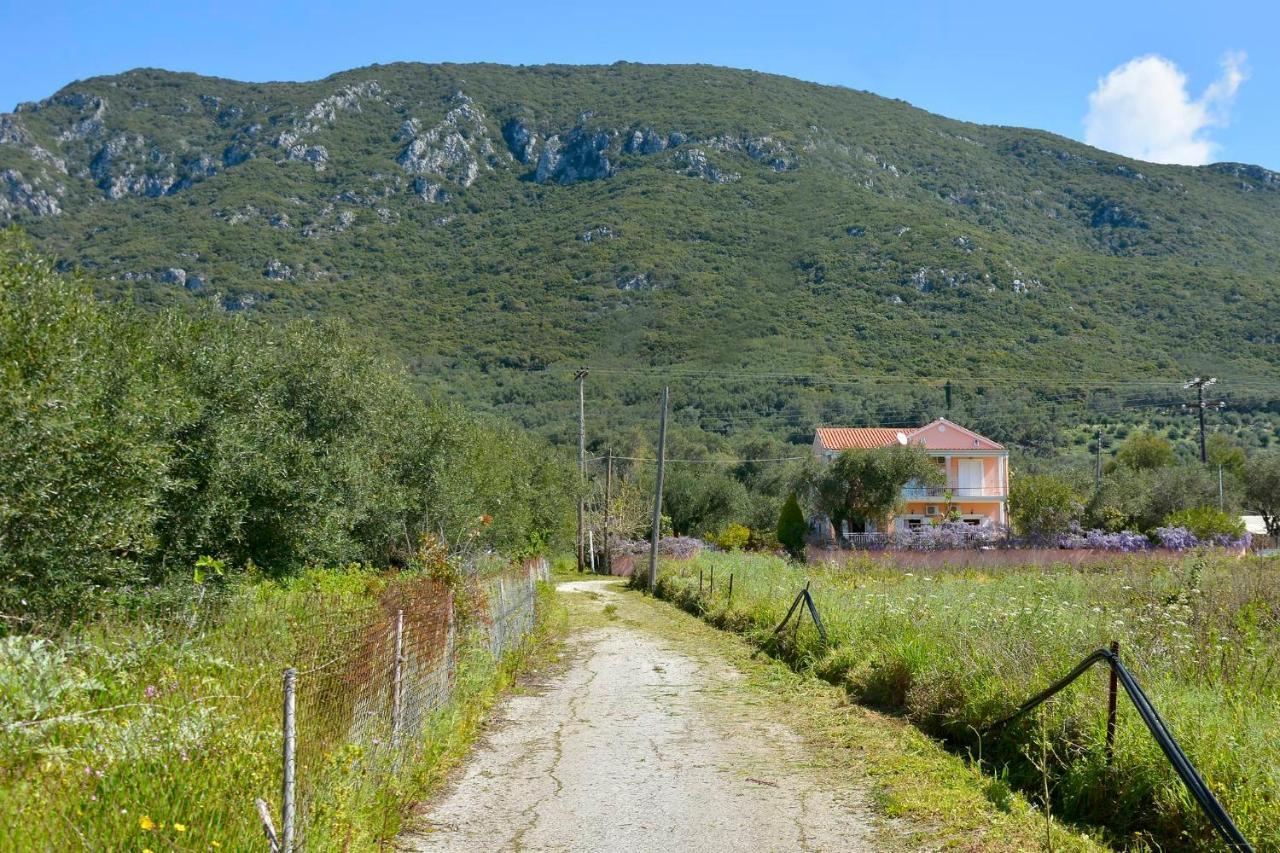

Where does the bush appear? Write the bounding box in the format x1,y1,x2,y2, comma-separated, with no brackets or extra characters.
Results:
775,493,807,559
1009,473,1084,540
711,523,751,551
1161,506,1246,542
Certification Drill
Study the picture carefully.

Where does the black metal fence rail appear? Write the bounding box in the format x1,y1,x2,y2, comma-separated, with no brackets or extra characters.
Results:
771,581,828,644
746,577,1252,851
984,643,1252,851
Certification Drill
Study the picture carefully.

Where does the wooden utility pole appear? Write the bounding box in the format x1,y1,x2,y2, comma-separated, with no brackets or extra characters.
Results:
575,368,588,571
1184,376,1219,464
648,387,669,593
944,380,952,413
604,452,613,576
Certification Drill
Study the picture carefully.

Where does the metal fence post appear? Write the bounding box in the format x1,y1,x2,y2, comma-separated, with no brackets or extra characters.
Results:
392,609,405,749
710,566,714,595
281,667,296,853
728,573,734,605
1105,639,1120,766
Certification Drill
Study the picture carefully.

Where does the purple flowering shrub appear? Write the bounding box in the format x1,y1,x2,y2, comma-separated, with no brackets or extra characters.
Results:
898,522,998,551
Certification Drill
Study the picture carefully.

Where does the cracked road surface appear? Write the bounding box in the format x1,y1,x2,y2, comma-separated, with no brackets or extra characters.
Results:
399,579,876,852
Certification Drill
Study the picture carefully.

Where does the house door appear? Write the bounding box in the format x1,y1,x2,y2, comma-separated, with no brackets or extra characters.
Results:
958,460,984,496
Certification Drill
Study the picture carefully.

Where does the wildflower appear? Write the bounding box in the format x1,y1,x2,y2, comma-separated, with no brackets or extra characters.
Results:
139,815,155,831
174,823,187,833
144,684,158,699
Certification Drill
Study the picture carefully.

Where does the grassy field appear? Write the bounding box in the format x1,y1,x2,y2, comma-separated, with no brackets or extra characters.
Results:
653,550,1280,850
0,565,559,851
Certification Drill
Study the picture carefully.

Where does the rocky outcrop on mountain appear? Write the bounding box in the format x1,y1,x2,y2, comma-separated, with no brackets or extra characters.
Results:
579,226,614,243
705,134,796,172
1087,197,1147,229
264,260,293,281
397,93,499,190
90,135,180,198
502,118,538,164
1,169,62,217
617,272,653,291
270,80,383,172
535,128,615,185
0,115,68,173
299,81,382,133
1210,162,1280,192
55,96,107,142
624,127,669,155
413,178,451,204
675,148,739,183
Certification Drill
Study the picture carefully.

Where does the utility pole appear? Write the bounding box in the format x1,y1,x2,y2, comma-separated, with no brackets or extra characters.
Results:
575,368,588,571
944,380,952,413
1094,427,1104,492
604,452,613,576
1183,376,1219,464
648,387,669,593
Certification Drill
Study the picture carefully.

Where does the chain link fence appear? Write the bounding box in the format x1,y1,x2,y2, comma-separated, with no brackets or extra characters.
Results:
0,558,549,851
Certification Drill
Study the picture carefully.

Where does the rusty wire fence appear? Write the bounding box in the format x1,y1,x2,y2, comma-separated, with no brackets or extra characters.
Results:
0,558,549,852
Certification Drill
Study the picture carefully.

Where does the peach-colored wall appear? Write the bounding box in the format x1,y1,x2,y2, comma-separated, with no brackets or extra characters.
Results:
902,502,1002,521
933,456,1006,494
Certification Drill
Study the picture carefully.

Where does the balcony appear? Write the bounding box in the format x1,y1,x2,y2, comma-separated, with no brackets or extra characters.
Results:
902,484,1006,499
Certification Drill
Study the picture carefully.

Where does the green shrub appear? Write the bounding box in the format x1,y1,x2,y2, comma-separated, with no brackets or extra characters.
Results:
1161,506,1246,540
775,492,807,559
711,523,751,551
1009,473,1084,539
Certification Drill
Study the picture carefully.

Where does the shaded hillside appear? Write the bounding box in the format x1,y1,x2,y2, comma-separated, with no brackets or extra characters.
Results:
3,62,1278,453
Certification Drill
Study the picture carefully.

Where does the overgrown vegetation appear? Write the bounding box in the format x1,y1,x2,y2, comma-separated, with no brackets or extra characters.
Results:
0,232,573,617
3,63,1278,462
654,551,1280,849
0,565,560,849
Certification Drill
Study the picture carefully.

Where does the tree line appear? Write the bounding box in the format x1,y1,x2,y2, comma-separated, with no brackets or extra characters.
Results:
0,232,574,619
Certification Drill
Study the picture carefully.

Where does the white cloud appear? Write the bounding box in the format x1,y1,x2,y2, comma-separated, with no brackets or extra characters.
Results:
1083,53,1247,165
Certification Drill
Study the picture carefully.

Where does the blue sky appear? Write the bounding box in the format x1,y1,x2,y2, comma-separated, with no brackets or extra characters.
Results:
2,0,1275,168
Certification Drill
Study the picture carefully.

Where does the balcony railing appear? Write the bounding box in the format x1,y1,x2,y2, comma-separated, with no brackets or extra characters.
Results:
902,485,1006,498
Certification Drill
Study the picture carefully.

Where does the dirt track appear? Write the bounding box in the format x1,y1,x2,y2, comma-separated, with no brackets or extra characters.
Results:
399,579,877,852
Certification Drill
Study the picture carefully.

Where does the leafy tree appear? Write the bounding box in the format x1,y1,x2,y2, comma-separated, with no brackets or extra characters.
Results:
1009,473,1084,540
1244,454,1280,538
1089,464,1229,533
662,466,748,536
810,445,942,533
1111,433,1176,472
1206,433,1246,478
775,492,807,559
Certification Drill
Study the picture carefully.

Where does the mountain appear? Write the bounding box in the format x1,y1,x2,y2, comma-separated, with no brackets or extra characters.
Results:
3,62,1278,454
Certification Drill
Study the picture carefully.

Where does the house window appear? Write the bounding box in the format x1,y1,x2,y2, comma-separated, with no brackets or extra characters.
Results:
963,518,981,527
905,518,924,531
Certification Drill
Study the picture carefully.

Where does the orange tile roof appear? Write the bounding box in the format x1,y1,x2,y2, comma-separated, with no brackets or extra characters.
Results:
816,419,1005,452
814,427,903,450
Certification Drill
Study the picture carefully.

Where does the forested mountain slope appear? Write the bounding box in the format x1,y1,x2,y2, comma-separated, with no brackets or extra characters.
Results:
4,62,1278,453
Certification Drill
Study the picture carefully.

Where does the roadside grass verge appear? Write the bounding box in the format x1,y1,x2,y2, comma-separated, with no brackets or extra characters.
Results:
0,566,561,850
650,551,1280,850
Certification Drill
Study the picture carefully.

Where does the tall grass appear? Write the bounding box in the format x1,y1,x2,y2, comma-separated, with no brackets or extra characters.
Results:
0,565,553,850
656,551,1280,849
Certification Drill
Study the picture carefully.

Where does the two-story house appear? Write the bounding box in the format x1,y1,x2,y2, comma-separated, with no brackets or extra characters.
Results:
812,417,1009,538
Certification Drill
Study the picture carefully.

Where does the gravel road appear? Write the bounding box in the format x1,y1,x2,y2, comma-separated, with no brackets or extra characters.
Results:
399,579,876,852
